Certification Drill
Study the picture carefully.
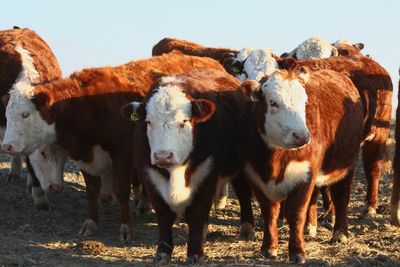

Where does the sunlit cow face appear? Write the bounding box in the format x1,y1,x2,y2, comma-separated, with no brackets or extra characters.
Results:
2,87,56,155
121,78,215,168
29,143,67,193
256,70,310,149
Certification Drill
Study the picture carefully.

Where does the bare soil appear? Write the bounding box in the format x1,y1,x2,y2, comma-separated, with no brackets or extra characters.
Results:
0,152,399,267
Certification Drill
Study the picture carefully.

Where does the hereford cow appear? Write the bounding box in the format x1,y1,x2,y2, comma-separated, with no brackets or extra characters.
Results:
333,38,365,57
390,69,400,226
1,52,253,241
0,26,66,209
282,36,338,60
121,68,255,264
239,64,364,264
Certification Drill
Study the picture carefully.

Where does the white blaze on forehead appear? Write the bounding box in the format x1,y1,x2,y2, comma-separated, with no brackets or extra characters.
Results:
146,79,194,164
259,71,309,149
236,47,278,82
292,36,336,60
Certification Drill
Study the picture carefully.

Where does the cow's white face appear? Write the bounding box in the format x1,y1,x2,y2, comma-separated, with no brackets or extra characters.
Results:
294,37,337,60
259,71,310,149
146,84,194,167
236,48,278,82
29,143,67,193
2,87,56,155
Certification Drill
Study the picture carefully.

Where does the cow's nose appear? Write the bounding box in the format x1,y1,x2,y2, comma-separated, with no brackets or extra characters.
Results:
292,131,310,147
48,184,63,193
2,143,14,154
154,151,174,166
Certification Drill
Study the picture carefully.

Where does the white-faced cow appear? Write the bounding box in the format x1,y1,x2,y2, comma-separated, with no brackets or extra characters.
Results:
0,26,67,209
1,52,253,241
282,36,338,60
239,62,364,264
121,68,255,264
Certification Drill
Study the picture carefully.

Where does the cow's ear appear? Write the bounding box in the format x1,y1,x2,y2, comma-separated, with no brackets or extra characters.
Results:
241,80,263,102
353,43,364,51
223,57,244,76
120,101,145,122
31,92,53,108
277,57,298,71
280,52,290,58
192,99,216,123
1,94,10,108
223,52,236,60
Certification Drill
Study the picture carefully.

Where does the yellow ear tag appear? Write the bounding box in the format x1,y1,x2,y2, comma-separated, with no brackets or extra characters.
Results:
130,112,140,121
232,66,241,73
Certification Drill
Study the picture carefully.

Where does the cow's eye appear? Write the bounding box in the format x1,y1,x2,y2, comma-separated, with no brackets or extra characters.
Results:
180,120,190,128
22,112,30,119
40,151,46,159
269,101,279,109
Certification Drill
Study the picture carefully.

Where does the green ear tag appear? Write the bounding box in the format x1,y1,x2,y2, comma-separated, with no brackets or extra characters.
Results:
232,66,241,73
130,112,140,121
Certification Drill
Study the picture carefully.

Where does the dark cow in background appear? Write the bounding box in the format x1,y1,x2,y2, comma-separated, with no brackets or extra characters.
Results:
239,63,364,264
0,26,66,209
2,52,247,241
121,69,254,264
390,69,400,226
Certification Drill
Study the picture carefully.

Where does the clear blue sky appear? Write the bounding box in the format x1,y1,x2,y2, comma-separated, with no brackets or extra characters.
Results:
2,0,399,116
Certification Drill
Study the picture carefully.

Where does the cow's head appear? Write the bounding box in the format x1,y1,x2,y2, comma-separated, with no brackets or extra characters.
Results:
28,143,67,193
121,77,215,168
2,85,56,155
244,60,310,149
223,48,278,82
333,39,365,57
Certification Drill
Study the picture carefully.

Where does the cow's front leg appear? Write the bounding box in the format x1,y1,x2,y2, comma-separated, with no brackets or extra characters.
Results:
112,160,134,241
80,171,100,236
285,180,315,264
253,188,280,259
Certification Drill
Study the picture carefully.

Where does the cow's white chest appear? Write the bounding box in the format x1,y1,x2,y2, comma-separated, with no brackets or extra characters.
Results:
245,161,310,202
76,145,112,177
147,156,213,216
316,169,348,187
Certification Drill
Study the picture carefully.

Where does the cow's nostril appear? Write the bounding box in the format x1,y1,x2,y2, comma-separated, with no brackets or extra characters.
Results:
2,144,12,152
167,153,173,160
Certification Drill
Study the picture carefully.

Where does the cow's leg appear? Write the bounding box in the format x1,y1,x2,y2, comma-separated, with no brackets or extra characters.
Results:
112,158,134,241
132,169,151,215
391,152,400,226
99,171,113,203
6,155,22,182
79,171,100,236
285,180,315,264
330,167,355,242
320,186,335,227
305,188,318,238
141,173,176,265
26,157,49,210
185,181,216,264
231,174,255,240
214,183,229,209
362,140,385,217
253,188,280,260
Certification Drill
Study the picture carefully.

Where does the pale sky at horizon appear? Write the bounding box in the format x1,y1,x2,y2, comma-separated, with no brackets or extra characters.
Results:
2,0,399,116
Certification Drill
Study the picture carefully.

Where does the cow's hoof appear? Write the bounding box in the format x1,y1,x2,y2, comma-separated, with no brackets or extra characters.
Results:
79,219,98,236
305,223,317,238
32,187,50,211
240,222,256,241
34,200,50,211
390,202,400,227
331,229,348,243
187,254,204,265
136,197,152,215
362,206,377,218
119,224,134,241
290,253,306,264
98,194,113,203
261,247,278,260
6,173,20,183
154,252,171,266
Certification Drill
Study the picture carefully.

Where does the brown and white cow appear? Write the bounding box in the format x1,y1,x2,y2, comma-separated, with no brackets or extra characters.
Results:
239,65,364,264
121,68,255,264
1,52,248,240
0,26,67,209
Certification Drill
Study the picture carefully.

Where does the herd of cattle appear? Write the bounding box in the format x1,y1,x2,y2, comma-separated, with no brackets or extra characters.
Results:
0,27,398,265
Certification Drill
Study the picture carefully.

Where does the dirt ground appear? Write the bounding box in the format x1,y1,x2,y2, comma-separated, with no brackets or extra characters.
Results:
0,151,399,267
